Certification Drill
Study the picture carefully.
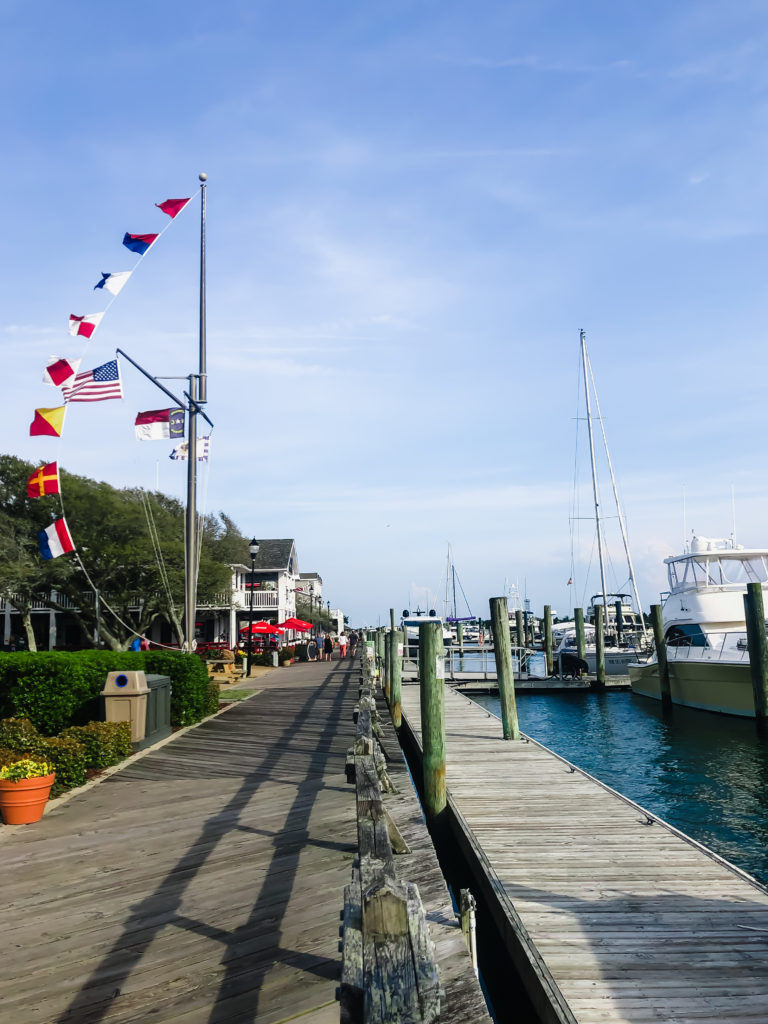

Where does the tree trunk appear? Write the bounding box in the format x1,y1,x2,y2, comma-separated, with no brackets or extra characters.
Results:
21,610,37,652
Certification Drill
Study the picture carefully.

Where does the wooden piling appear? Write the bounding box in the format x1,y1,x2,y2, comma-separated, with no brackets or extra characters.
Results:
391,628,403,729
490,597,521,740
614,598,623,645
544,604,553,676
744,583,768,722
457,621,464,653
650,604,671,710
419,621,446,819
574,607,586,661
515,609,524,650
594,604,606,687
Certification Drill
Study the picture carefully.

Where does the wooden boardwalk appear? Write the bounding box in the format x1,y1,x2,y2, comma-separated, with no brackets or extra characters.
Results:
401,683,768,1024
0,661,483,1024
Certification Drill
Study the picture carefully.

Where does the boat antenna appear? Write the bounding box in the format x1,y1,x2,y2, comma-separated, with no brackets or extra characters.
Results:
580,330,610,632
731,484,736,545
682,486,687,552
584,339,648,643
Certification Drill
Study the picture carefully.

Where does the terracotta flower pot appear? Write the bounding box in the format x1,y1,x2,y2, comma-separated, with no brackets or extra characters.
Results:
0,773,55,825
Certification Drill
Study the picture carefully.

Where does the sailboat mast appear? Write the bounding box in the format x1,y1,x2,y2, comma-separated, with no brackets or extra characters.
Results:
581,330,609,625
586,350,648,643
184,173,207,652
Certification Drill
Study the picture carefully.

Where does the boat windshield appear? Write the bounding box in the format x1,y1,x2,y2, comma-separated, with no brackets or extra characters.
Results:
668,555,768,590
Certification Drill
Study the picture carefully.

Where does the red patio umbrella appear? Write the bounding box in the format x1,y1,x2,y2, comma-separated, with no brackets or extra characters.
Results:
239,621,284,634
278,617,313,631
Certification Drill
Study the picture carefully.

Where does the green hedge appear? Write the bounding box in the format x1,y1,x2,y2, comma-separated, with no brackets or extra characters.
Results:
61,722,132,769
0,650,210,733
33,735,87,791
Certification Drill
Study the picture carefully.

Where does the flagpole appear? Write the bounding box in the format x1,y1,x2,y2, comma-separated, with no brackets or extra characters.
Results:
199,173,207,405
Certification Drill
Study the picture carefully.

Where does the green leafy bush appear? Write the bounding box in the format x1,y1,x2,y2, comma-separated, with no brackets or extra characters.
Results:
0,650,210,732
33,735,87,791
0,717,40,752
278,645,295,664
60,722,132,769
205,681,220,716
0,746,24,768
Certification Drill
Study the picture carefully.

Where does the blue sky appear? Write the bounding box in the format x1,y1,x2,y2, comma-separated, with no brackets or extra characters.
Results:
4,1,768,624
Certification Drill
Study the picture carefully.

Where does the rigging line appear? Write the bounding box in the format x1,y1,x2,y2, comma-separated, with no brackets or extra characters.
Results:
140,489,176,619
585,347,648,643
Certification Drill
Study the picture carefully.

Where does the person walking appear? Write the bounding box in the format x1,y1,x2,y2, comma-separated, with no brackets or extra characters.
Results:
323,633,334,661
338,632,348,658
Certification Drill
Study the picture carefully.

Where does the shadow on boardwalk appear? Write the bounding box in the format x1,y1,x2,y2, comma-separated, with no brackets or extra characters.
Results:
3,661,358,1024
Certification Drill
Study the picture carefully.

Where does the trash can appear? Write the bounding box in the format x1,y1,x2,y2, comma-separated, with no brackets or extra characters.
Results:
141,674,172,750
101,671,149,743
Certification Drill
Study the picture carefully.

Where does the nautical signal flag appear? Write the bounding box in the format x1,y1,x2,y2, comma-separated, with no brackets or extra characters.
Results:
38,518,75,560
27,462,60,499
43,356,81,387
68,313,104,339
169,436,210,462
61,359,123,403
134,408,185,440
155,198,190,219
30,406,66,437
122,232,158,255
94,271,131,295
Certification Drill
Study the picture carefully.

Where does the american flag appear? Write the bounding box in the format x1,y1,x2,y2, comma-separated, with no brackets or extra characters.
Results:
61,359,123,403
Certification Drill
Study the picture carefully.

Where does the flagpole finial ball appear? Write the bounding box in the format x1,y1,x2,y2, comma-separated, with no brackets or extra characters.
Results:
199,172,208,182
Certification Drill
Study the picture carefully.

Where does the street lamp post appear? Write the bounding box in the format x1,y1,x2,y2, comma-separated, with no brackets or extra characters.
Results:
309,583,315,628
246,538,259,678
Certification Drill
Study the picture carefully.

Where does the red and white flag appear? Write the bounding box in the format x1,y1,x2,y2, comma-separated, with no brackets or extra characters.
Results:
43,356,81,387
68,313,104,339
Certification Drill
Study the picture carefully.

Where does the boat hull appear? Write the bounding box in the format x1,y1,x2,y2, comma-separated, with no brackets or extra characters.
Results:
629,660,757,718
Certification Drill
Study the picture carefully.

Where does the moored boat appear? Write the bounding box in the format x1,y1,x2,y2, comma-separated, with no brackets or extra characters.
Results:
629,534,767,716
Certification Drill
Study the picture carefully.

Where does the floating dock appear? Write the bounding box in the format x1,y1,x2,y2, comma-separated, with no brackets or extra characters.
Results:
401,682,768,1024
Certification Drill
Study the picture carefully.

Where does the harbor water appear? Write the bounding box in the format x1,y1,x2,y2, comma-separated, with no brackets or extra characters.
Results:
471,689,768,888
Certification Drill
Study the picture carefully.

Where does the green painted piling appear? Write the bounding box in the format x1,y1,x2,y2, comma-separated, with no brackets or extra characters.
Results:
419,621,447,819
574,607,586,661
744,583,768,721
544,605,553,676
650,604,671,710
515,610,524,649
594,604,606,687
490,597,521,740
457,621,464,653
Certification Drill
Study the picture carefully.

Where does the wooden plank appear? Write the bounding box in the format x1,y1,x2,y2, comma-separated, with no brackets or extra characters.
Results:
401,685,768,1024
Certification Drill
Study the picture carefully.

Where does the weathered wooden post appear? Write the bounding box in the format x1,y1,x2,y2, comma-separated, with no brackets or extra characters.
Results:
383,612,394,700
594,604,606,688
544,604,553,676
650,604,671,710
574,607,586,661
490,596,521,740
419,621,446,819
523,610,529,648
744,583,768,722
391,628,403,729
457,621,464,653
376,627,385,682
515,609,524,650
614,598,623,645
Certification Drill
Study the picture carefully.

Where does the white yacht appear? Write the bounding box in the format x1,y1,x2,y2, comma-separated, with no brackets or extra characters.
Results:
401,608,452,655
629,534,768,716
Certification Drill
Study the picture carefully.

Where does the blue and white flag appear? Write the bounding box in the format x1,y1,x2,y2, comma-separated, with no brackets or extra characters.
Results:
169,436,210,462
94,271,131,296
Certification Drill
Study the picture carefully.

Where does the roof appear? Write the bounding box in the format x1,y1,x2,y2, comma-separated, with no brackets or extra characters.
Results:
299,572,322,581
230,539,297,573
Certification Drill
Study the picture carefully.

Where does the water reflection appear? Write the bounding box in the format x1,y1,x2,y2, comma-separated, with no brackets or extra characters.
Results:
472,690,768,886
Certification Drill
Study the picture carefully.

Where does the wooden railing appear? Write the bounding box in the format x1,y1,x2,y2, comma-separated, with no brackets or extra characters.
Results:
340,654,440,1023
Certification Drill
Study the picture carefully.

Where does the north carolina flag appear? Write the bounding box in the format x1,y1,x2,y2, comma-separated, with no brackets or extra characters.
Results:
30,406,66,437
94,271,131,295
43,357,81,387
27,462,60,498
38,518,75,560
134,408,185,440
155,198,190,219
122,232,158,255
68,313,104,338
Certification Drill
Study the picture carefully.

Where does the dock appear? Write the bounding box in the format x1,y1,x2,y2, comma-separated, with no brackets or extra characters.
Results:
400,682,768,1024
0,660,485,1023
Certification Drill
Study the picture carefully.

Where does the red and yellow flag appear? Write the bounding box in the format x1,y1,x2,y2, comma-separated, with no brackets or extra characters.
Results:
27,462,60,499
30,406,66,437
